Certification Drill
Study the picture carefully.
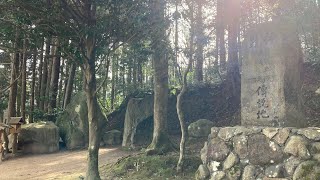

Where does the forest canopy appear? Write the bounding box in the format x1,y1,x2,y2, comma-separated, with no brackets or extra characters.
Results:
0,0,319,179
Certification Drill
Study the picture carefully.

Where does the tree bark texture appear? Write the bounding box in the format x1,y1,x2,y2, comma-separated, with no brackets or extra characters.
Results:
226,0,241,97
49,39,61,112
82,2,101,179
217,0,226,71
176,42,193,173
37,39,44,108
195,2,204,82
6,30,20,153
30,48,37,123
63,62,76,109
57,59,64,107
8,32,20,118
39,38,51,111
45,40,54,112
147,0,173,155
20,38,27,121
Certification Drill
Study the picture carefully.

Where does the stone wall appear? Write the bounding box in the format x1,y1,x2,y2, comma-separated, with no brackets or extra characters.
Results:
197,126,320,180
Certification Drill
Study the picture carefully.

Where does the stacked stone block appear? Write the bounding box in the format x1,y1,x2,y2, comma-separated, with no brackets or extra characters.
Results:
196,126,320,180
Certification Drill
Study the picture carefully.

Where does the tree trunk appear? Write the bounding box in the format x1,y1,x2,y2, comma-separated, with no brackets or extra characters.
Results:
16,58,22,116
132,58,137,89
217,0,226,71
61,62,72,109
6,31,20,153
20,38,27,121
110,65,115,109
37,39,44,108
127,62,132,85
111,56,117,110
101,56,110,106
138,60,143,87
8,32,20,118
63,62,76,109
187,0,195,77
176,36,193,173
174,0,182,85
82,70,87,91
45,39,54,112
30,47,37,123
120,60,126,97
49,39,61,113
83,2,101,179
57,58,64,107
147,0,173,155
40,38,51,111
195,2,204,82
226,0,241,98
84,59,101,180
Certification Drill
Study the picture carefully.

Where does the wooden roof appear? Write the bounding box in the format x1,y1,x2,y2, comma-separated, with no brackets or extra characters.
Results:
9,117,24,125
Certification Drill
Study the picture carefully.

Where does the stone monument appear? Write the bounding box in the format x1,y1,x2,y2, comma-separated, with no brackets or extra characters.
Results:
241,20,305,127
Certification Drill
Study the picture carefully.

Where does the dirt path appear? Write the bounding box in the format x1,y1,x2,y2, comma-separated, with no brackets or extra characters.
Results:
0,147,135,180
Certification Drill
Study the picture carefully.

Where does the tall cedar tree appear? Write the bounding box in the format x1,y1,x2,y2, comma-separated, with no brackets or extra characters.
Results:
146,0,174,155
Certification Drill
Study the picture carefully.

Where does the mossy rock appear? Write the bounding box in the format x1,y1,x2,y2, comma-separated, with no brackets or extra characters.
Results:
101,154,201,180
188,119,214,138
19,121,59,154
293,160,320,180
56,91,107,150
102,130,122,146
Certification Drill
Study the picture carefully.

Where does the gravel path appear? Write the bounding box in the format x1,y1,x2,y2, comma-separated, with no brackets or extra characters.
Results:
0,147,134,180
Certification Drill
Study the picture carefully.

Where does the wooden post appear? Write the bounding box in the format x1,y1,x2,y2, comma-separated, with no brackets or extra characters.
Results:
8,117,23,155
12,133,18,155
0,129,4,161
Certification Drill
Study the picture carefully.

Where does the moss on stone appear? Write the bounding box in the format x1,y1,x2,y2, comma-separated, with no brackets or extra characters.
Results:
101,154,201,180
300,161,320,180
146,132,177,155
293,160,320,180
56,91,107,149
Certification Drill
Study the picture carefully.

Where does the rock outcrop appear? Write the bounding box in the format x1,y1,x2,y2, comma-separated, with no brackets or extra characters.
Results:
56,92,107,149
101,130,122,146
121,84,240,147
122,96,153,147
18,122,59,154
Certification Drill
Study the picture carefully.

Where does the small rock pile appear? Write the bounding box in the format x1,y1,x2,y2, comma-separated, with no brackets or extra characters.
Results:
196,126,320,180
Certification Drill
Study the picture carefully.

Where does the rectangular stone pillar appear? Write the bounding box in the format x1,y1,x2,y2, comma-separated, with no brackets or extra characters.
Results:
241,20,305,127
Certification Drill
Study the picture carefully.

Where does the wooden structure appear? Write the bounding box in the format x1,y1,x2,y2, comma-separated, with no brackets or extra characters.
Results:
8,117,23,134
0,126,4,161
0,123,11,161
8,117,24,155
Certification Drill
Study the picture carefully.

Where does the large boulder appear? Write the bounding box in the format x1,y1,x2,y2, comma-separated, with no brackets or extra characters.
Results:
56,91,107,149
188,119,214,138
101,130,122,146
18,122,59,154
120,84,240,147
122,95,153,147
112,84,239,142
